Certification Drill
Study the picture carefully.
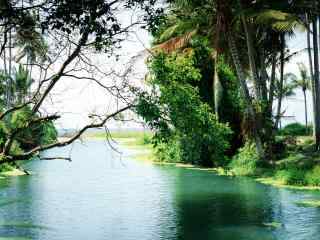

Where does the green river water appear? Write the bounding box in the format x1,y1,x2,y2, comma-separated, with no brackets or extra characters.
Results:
0,140,320,240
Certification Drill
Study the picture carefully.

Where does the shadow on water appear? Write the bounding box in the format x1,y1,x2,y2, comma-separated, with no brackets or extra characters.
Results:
1,141,320,240
0,175,52,239
170,167,320,240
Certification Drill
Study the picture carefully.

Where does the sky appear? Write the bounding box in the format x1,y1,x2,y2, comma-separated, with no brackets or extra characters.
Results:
42,21,313,130
42,10,152,131
282,30,313,126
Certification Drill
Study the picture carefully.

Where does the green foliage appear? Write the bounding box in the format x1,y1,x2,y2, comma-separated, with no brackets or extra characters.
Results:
136,39,231,166
14,65,33,103
279,123,312,136
229,142,259,176
305,166,320,186
41,121,58,145
0,106,58,163
275,168,306,185
0,163,15,172
155,135,181,163
217,57,244,155
141,133,153,145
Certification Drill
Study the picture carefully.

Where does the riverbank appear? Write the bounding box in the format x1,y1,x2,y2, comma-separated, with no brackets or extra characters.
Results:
0,164,26,178
83,130,320,192
0,168,26,178
89,131,320,192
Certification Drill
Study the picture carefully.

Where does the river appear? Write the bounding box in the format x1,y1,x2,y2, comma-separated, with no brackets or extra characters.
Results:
0,140,320,240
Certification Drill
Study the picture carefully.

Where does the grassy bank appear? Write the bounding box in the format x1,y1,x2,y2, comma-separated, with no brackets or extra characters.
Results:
221,136,320,191
86,131,320,191
0,164,25,178
85,130,156,162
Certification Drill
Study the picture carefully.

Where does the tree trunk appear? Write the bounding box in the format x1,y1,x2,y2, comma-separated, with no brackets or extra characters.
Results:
228,32,264,160
303,89,308,134
275,33,285,129
268,53,277,118
312,17,320,149
259,53,269,103
307,14,316,137
241,16,261,100
3,31,8,108
8,29,12,107
213,63,222,118
212,50,222,118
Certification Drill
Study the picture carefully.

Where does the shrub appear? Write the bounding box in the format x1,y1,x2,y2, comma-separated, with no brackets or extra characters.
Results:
155,137,181,163
0,163,15,172
142,133,152,145
275,168,306,185
9,107,58,149
136,46,232,167
279,123,312,136
229,142,259,176
277,153,315,170
305,166,320,186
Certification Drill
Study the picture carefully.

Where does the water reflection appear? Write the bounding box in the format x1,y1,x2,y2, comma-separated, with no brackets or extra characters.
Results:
0,175,42,240
170,169,274,240
0,141,320,240
171,167,320,240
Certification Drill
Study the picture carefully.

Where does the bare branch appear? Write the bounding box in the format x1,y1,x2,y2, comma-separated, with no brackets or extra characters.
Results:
4,104,133,162
40,157,72,162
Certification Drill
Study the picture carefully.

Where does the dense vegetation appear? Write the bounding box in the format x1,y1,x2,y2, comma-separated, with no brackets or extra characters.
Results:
135,0,320,187
0,0,157,168
0,0,319,188
0,68,57,172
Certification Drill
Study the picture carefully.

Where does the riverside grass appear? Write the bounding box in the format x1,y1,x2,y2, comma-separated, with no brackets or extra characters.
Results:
86,131,320,191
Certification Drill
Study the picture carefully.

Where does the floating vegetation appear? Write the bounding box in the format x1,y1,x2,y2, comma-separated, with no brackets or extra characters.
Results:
262,222,283,228
296,200,320,208
0,237,32,240
0,222,53,231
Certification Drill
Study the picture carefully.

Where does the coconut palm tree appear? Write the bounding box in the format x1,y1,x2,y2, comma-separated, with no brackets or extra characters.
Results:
14,65,33,104
15,12,48,75
150,0,317,158
291,63,311,132
274,73,296,129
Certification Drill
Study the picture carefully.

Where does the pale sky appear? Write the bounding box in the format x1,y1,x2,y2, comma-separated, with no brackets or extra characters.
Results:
283,30,313,126
41,9,152,130
41,25,312,130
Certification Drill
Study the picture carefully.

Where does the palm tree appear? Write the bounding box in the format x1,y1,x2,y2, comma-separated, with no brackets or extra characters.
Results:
311,13,320,149
15,12,48,76
291,63,311,133
14,65,33,104
150,0,316,158
274,73,296,129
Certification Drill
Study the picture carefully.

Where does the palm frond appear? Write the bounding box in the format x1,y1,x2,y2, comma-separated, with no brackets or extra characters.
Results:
151,29,197,54
252,9,305,32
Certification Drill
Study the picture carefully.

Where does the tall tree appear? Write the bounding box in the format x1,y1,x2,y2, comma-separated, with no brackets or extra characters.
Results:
312,13,320,149
0,0,159,164
292,63,311,131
